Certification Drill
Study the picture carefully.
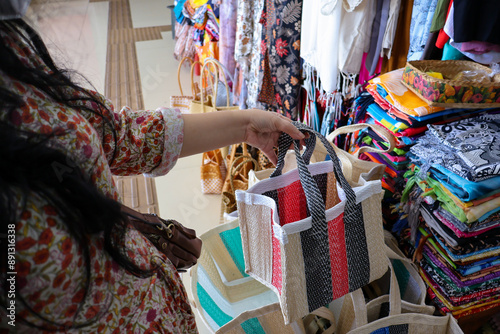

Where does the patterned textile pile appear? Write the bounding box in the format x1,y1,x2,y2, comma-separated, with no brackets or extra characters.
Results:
347,68,500,320
347,68,496,230
397,113,500,319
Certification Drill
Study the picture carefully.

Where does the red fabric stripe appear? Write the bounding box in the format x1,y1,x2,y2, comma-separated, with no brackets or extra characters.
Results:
271,215,283,293
277,180,308,226
328,213,349,299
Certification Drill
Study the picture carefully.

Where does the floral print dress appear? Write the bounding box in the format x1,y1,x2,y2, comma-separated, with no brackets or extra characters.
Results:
258,0,302,119
0,30,197,333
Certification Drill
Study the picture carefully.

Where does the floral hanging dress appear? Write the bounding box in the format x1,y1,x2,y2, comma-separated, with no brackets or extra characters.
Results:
258,0,303,120
0,30,197,333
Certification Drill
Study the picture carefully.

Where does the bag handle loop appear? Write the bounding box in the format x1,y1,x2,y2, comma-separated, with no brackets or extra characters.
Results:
229,156,259,193
199,59,231,113
177,56,193,96
188,60,203,97
327,123,396,158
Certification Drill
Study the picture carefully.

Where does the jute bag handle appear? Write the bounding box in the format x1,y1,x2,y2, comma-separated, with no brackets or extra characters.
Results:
189,60,205,99
270,122,365,312
303,306,336,334
177,57,204,98
199,59,231,113
228,156,259,194
307,123,395,183
204,57,232,106
177,56,193,96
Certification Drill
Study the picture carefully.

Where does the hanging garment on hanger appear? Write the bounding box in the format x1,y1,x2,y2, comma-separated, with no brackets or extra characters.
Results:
338,0,377,75
430,0,451,33
381,0,402,59
219,0,238,77
266,0,303,118
365,0,391,75
381,0,413,73
407,0,439,61
234,0,265,109
435,0,452,49
453,0,500,45
301,0,342,94
443,4,500,64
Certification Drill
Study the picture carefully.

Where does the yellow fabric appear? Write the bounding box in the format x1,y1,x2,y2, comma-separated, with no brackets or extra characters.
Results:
439,183,473,209
369,68,445,117
189,0,208,9
464,196,500,223
426,71,444,79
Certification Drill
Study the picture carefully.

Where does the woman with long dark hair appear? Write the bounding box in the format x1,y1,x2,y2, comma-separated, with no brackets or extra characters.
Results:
0,3,304,332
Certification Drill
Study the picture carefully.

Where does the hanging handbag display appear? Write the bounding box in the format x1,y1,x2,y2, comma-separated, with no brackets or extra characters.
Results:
121,205,202,272
170,57,203,113
189,58,239,114
235,122,389,324
221,155,259,215
200,149,227,194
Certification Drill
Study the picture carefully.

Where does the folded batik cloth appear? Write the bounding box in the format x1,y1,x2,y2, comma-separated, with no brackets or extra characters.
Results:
363,121,422,148
427,112,500,181
369,68,444,117
427,285,500,319
416,175,500,224
420,261,500,300
420,203,500,249
367,103,409,133
423,246,500,287
367,83,497,128
426,290,500,320
429,164,500,202
430,224,500,260
424,245,500,284
436,208,500,236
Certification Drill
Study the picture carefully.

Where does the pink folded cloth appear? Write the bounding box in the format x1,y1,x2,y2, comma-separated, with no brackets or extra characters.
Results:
461,41,500,55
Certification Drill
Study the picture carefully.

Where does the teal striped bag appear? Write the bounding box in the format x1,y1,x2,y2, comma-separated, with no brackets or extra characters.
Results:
190,220,306,333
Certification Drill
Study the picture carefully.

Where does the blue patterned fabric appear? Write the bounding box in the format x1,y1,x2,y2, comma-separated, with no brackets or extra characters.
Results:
408,0,438,60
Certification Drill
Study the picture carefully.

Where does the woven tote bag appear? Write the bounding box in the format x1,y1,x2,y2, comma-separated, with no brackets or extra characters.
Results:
190,59,239,114
201,149,227,194
191,220,306,333
336,246,436,334
235,122,389,324
170,57,203,113
338,260,464,334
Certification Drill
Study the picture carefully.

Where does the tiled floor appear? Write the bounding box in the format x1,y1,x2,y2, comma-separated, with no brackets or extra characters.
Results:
29,1,217,332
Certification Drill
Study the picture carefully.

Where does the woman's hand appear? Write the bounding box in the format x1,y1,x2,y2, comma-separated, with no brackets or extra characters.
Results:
243,109,304,165
180,109,304,163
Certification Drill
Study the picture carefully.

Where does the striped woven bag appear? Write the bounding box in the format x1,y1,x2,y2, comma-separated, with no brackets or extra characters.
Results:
235,122,389,324
190,220,305,333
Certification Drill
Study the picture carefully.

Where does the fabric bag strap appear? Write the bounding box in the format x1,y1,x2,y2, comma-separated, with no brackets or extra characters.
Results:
326,123,396,158
351,257,402,328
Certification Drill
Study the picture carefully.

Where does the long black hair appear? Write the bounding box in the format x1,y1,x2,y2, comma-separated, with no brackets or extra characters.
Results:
0,19,155,330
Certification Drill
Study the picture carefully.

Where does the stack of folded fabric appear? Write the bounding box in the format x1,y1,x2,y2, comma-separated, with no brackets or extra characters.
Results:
397,112,500,319
349,68,496,229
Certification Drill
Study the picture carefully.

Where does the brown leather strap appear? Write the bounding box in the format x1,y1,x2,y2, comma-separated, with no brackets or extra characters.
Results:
121,204,163,228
